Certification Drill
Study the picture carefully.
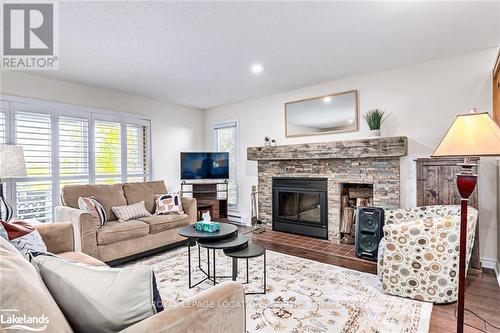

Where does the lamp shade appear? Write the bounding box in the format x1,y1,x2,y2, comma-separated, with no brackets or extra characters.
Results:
432,112,500,157
0,144,27,178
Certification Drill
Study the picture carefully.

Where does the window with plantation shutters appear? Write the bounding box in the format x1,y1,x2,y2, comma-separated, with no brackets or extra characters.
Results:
0,96,151,222
94,120,122,184
126,124,149,182
214,121,239,211
15,111,53,222
59,116,90,187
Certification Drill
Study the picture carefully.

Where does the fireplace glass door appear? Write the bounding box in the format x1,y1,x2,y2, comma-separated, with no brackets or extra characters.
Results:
277,191,322,225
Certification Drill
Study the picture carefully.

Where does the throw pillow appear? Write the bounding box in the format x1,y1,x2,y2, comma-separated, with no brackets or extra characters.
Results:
0,238,73,333
31,253,163,333
78,196,107,228
155,192,184,215
0,220,47,259
112,201,152,222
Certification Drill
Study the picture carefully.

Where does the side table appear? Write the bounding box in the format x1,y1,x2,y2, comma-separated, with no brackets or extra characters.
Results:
224,242,266,295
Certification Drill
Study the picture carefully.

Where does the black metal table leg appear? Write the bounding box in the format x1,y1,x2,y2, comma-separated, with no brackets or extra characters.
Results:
207,248,210,278
232,258,238,281
188,241,192,288
263,251,266,293
246,258,249,284
212,249,216,285
198,244,201,269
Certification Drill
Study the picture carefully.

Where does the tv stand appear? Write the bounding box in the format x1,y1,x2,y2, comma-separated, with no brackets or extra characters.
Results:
180,180,228,222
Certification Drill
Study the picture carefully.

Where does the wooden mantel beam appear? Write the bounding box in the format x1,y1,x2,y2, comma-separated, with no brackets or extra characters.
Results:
247,136,408,161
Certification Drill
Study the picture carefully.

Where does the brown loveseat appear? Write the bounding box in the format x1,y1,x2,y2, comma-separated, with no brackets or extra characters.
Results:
55,180,197,264
0,222,246,333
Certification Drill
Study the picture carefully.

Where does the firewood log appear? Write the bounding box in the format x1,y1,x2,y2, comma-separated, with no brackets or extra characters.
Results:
340,207,355,234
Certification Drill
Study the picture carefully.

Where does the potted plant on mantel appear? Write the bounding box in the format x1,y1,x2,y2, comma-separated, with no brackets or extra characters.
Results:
363,109,386,138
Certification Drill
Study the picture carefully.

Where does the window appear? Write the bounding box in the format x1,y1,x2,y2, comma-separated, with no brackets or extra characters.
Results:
127,124,149,182
59,116,90,186
94,120,122,184
15,111,52,222
0,97,151,222
214,121,238,211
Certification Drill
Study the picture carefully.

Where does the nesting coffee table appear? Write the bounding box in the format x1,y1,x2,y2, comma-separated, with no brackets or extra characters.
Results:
178,223,266,294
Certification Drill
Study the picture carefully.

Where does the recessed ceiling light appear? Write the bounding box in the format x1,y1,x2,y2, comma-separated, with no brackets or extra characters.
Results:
250,63,263,75
323,96,332,103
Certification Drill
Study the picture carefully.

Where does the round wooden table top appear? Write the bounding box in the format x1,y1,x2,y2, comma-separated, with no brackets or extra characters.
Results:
178,223,238,240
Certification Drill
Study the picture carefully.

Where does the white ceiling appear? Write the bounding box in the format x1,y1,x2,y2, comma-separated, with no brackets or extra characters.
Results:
37,1,500,109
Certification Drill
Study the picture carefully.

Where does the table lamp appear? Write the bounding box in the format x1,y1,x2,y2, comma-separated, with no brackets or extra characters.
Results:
0,144,27,221
432,109,500,333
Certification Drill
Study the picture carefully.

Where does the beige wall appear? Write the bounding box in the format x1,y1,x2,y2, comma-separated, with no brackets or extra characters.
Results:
204,48,500,267
0,72,205,191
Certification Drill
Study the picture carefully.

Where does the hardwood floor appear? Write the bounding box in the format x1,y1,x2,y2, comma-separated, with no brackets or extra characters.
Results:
241,227,500,333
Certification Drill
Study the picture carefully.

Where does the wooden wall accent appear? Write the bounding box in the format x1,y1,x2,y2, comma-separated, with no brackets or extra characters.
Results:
416,157,481,275
247,136,408,161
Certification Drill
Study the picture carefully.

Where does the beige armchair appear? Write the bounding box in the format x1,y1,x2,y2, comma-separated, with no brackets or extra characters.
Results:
377,205,478,304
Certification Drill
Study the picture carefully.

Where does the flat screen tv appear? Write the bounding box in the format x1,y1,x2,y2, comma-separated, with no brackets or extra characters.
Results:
181,152,229,180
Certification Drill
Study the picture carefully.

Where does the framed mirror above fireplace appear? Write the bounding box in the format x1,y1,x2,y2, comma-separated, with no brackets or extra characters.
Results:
284,90,358,137
272,177,328,239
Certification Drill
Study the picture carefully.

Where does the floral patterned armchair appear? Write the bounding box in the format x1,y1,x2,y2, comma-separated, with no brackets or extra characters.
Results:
377,205,478,304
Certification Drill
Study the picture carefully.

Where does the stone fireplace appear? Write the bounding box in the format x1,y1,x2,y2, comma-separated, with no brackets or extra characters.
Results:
247,136,408,243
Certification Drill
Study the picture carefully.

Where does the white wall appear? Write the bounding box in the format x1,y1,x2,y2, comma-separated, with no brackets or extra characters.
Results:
0,72,205,191
204,48,499,265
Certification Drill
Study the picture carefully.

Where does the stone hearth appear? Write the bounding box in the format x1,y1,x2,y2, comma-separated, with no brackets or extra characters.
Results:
247,137,408,243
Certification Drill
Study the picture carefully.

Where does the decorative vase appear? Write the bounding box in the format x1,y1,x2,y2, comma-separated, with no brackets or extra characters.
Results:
370,129,381,137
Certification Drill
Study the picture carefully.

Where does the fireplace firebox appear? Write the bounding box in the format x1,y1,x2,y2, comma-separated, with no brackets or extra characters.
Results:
272,177,328,239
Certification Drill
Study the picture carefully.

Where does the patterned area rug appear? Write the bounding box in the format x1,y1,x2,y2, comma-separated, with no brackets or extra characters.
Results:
123,244,432,333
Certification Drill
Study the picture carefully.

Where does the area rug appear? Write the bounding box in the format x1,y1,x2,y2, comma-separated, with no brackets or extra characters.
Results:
122,245,432,333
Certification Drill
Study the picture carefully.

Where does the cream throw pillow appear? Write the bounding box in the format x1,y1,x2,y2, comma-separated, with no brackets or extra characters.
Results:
31,254,163,333
112,201,152,222
155,192,183,215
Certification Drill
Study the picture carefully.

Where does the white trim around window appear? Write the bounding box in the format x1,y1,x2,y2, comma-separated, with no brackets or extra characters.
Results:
213,119,240,213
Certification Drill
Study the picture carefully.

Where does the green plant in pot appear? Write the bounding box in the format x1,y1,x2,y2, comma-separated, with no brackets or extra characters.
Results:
363,109,386,137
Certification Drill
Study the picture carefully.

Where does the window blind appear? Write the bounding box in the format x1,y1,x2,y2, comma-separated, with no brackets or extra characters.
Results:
0,109,6,144
15,111,52,222
94,120,122,184
59,116,90,185
126,124,149,182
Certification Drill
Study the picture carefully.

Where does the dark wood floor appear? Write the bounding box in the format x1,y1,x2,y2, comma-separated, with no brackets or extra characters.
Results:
241,227,500,333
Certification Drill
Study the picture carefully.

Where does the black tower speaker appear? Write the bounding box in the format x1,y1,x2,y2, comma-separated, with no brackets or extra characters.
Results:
355,207,385,261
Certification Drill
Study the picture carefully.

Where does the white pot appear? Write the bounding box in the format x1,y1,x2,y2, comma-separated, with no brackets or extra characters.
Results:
370,129,381,137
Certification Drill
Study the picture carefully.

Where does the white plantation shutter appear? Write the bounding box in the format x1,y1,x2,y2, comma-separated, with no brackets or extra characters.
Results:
94,120,123,184
214,121,238,210
0,96,151,222
59,116,90,187
15,111,53,222
126,124,149,182
0,103,7,218
0,108,6,144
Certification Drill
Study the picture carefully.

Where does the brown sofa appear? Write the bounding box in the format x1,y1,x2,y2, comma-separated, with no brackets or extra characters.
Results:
0,222,246,333
55,180,197,264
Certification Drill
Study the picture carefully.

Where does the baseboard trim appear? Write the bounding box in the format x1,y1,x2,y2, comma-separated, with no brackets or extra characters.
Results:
480,257,497,269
